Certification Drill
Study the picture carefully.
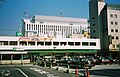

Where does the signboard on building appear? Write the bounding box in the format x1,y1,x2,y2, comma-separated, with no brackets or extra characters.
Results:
27,31,37,37
16,32,23,36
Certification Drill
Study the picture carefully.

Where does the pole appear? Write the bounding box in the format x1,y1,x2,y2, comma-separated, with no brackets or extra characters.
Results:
11,55,13,64
0,55,2,64
119,43,120,58
21,55,23,64
66,64,70,73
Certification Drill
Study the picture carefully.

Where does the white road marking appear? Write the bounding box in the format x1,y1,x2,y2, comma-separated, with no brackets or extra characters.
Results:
17,68,28,77
30,67,60,77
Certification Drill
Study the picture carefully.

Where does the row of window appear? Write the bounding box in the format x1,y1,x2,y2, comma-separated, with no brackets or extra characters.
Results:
111,29,118,32
0,41,97,46
111,21,118,25
111,44,119,48
110,14,118,18
112,36,119,40
27,24,72,31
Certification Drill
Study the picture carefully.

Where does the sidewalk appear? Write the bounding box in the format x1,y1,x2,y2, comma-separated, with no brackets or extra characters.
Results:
52,66,84,76
34,65,83,77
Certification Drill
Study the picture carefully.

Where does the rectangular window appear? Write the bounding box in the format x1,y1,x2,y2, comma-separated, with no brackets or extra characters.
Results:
20,41,27,46
90,42,96,46
116,36,119,40
114,14,117,18
29,24,30,30
115,22,118,25
37,41,44,46
45,42,52,45
92,17,95,19
53,42,59,46
82,42,88,46
111,21,113,25
60,42,67,46
68,42,74,46
93,30,96,33
36,25,37,30
28,42,35,46
10,41,17,45
110,14,113,17
34,25,35,30
116,44,119,48
111,29,114,32
75,42,80,46
115,29,118,32
93,24,95,26
27,24,29,30
0,41,8,45
112,36,114,39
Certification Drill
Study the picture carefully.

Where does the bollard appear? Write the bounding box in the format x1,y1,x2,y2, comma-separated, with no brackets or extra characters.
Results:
44,61,46,67
84,67,87,77
50,62,52,68
56,63,59,70
75,67,78,76
66,64,70,73
84,67,90,77
87,69,90,77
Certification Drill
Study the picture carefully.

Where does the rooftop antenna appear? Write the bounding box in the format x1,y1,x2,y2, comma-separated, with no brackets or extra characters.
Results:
23,11,32,20
60,12,63,17
98,0,104,2
18,27,21,32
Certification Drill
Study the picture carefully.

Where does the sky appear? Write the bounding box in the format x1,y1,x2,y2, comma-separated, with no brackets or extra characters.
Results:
0,0,120,36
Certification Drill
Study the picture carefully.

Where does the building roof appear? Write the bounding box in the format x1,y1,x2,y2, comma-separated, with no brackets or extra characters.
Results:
107,4,120,10
33,15,88,23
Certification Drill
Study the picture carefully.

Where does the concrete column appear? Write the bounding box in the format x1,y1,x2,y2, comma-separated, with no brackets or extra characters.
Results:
8,41,10,45
11,55,13,64
66,64,70,73
35,41,37,46
18,41,20,46
0,55,2,64
27,41,28,46
21,55,23,64
30,54,32,63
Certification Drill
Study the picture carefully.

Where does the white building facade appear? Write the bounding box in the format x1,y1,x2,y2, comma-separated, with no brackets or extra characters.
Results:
89,0,120,58
107,4,120,51
22,15,89,38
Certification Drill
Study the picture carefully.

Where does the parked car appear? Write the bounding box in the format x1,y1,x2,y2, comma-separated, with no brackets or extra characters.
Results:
69,57,93,69
94,56,112,65
114,57,120,64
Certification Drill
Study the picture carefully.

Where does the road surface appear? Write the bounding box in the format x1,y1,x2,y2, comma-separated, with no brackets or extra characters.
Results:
0,65,76,77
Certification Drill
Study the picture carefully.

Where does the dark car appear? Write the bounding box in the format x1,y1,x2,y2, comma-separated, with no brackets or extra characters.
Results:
95,56,111,65
0,71,12,77
69,57,93,69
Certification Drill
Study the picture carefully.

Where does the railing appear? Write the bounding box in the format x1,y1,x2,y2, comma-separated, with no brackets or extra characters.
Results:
0,59,30,64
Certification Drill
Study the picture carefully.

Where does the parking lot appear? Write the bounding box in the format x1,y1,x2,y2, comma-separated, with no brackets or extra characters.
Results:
36,56,120,69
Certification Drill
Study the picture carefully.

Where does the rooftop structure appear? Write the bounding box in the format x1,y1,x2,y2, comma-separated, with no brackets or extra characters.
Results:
22,15,89,38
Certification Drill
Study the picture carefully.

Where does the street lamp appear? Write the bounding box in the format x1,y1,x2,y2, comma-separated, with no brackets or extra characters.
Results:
118,43,120,57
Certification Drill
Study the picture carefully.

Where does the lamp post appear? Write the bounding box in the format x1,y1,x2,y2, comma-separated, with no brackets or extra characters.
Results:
118,43,120,65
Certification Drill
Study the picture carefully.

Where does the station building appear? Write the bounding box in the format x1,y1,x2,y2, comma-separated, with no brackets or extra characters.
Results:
0,36,100,64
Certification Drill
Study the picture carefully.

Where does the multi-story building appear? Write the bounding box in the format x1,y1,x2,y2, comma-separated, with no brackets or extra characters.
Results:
22,15,89,38
89,0,120,58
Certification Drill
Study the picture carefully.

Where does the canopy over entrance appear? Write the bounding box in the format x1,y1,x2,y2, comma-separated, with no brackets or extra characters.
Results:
0,52,27,54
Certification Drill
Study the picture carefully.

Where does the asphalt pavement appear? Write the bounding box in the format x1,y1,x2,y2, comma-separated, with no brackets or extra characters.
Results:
0,64,120,77
0,65,77,77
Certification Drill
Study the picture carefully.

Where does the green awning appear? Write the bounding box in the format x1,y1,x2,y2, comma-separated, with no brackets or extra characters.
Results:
27,49,99,54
